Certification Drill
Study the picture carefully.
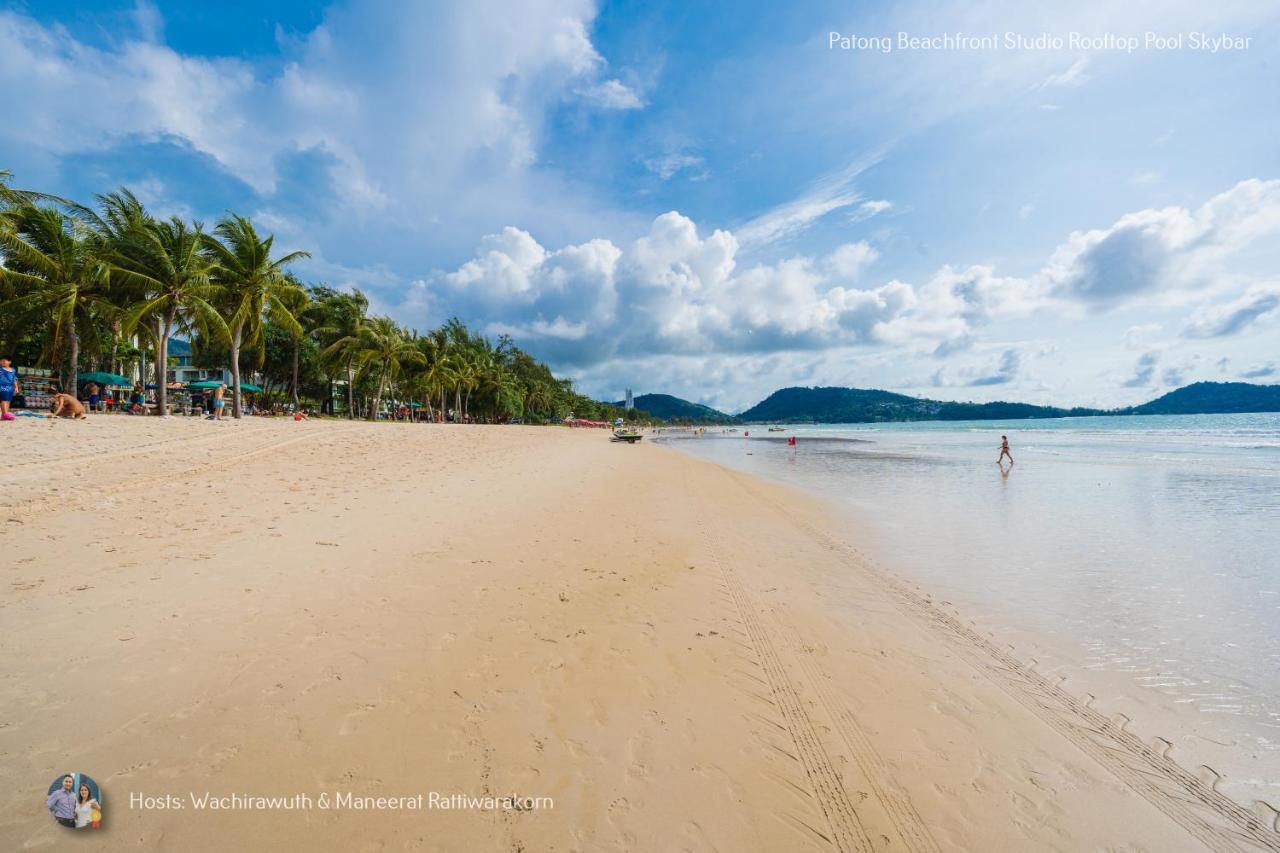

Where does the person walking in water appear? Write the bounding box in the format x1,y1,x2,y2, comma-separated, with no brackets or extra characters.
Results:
998,435,1014,466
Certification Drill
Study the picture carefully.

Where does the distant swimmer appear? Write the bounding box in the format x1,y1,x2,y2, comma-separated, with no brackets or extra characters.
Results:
998,434,1013,466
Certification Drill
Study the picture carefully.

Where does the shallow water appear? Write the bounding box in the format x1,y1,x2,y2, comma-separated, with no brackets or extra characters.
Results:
661,413,1280,798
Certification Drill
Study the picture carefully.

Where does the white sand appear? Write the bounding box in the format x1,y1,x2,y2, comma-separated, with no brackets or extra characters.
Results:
1,417,1274,851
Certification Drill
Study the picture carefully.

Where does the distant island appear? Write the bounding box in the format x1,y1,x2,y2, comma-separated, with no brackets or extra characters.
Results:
614,382,1280,425
1127,382,1280,416
610,393,739,424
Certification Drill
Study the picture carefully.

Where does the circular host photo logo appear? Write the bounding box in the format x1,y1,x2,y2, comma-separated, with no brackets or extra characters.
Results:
46,772,102,830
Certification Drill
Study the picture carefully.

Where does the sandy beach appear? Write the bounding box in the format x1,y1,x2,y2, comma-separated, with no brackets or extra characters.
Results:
1,418,1275,852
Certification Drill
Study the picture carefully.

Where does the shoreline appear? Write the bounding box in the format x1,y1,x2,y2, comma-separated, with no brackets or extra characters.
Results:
1,419,1276,850
664,416,1280,809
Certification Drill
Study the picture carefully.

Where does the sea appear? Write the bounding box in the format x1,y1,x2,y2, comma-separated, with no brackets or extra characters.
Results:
658,413,1280,802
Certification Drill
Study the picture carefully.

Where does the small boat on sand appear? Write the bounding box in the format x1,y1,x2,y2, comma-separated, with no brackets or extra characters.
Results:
611,428,643,444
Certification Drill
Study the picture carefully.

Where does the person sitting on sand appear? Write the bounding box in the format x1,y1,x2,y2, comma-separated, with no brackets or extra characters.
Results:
75,782,100,829
84,381,100,412
49,392,87,419
998,435,1014,466
0,357,18,421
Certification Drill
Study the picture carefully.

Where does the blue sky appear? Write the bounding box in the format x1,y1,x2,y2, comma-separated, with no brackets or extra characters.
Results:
2,0,1278,411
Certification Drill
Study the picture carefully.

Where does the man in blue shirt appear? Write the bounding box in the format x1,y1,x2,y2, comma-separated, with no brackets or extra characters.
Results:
47,774,77,827
0,357,18,421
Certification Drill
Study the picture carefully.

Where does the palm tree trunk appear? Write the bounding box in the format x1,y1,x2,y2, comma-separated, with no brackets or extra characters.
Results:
230,323,244,419
345,360,355,419
108,317,121,374
67,329,79,399
373,367,387,422
291,335,301,408
156,308,176,417
155,340,166,416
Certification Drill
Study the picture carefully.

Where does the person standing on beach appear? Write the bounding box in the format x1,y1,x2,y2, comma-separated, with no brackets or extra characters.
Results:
0,357,17,421
85,381,100,412
212,383,226,420
47,775,77,827
998,435,1014,466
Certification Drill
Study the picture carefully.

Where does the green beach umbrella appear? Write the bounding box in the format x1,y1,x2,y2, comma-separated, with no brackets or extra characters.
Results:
188,380,262,393
78,371,132,386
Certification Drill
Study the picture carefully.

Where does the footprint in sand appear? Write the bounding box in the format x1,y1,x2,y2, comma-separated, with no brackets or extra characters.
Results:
338,702,379,736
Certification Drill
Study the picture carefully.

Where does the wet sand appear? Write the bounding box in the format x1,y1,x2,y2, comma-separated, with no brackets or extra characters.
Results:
0,418,1275,851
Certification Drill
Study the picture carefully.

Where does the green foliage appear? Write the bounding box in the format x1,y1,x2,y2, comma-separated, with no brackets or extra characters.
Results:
739,386,1100,424
1128,382,1280,415
737,384,1280,424
0,169,617,423
610,393,736,424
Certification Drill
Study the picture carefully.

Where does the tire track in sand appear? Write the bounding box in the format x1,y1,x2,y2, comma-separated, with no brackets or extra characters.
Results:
725,469,1280,853
696,497,875,853
2,426,352,520
783,622,945,853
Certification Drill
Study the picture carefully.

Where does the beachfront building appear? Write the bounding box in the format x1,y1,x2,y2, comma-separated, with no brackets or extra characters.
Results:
166,339,233,387
625,388,634,411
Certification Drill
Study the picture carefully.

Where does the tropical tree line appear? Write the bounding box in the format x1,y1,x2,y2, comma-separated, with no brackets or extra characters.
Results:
0,170,642,423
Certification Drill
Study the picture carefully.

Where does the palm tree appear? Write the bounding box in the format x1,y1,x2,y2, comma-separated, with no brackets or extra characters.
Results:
408,333,446,420
314,288,369,419
202,214,309,418
99,192,227,415
524,380,554,420
0,204,111,396
482,359,522,421
277,277,311,408
353,316,421,420
0,169,67,211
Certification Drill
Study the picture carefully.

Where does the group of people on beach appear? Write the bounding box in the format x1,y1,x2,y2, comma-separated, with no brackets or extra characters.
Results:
1,359,88,419
0,359,235,421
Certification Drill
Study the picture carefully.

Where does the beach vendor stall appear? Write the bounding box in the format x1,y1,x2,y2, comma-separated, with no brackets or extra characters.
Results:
143,382,190,415
78,372,133,412
15,366,55,411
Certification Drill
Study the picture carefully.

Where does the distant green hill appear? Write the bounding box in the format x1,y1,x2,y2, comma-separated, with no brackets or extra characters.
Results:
1128,381,1280,415
739,386,1102,424
622,381,1279,426
611,393,737,423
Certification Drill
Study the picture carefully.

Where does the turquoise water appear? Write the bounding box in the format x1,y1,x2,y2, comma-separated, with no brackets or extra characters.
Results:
662,413,1280,798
